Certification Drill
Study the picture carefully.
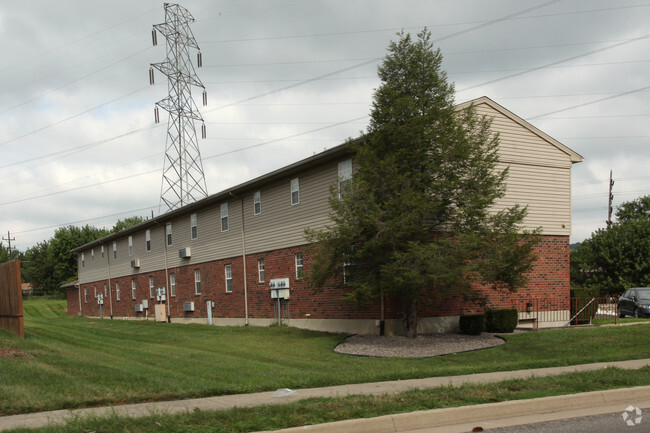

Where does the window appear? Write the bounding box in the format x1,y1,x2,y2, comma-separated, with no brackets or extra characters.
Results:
225,265,232,293
170,273,176,297
101,245,105,259
290,178,300,205
194,269,202,295
116,283,121,301
253,191,261,215
128,236,133,257
258,258,265,282
295,253,304,279
104,285,107,297
91,249,95,261
132,279,136,299
149,276,155,298
221,203,229,232
94,286,97,298
191,213,198,240
166,223,172,246
146,230,151,252
81,253,85,268
113,242,117,259
338,159,352,198
84,288,87,303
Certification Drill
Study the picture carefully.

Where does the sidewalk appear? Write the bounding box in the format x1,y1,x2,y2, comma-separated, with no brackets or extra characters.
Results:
2,358,650,432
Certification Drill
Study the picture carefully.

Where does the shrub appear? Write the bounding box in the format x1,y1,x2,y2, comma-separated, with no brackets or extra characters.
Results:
459,314,484,335
485,308,519,333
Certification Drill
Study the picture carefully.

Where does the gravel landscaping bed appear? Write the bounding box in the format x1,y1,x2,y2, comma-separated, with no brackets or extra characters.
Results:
334,332,505,358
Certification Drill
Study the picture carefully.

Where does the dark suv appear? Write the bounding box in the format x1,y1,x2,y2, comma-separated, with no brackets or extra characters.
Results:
618,287,650,318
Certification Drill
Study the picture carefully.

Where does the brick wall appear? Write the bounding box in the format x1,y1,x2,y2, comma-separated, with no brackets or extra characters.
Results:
75,235,570,325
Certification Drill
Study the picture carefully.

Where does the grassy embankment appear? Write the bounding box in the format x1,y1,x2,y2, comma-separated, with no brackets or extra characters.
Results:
2,299,650,432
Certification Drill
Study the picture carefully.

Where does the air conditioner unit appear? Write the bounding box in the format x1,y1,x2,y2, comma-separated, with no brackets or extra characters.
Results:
134,304,143,312
183,301,195,312
141,299,149,309
178,248,191,258
131,259,140,268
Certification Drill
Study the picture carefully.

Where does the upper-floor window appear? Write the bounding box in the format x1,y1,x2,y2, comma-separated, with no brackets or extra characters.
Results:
128,236,134,257
253,191,261,215
166,223,173,246
194,269,202,295
191,213,198,240
258,258,265,282
101,245,105,259
91,249,95,261
225,265,233,293
338,159,352,199
113,242,117,259
221,203,229,232
146,229,151,252
81,253,85,268
295,253,304,279
290,178,300,205
170,273,176,297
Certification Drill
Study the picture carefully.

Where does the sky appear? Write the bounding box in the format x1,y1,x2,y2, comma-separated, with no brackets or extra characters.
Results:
1,0,649,252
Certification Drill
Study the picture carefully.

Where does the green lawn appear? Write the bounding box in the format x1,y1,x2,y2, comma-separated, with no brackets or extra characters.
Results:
2,299,650,416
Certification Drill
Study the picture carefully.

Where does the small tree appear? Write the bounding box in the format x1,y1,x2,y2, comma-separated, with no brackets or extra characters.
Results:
307,30,539,337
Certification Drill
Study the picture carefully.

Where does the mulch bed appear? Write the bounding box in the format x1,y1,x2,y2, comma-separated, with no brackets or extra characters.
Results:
0,348,34,359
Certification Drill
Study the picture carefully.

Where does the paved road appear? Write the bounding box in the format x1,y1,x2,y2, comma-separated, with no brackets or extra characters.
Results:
485,409,647,433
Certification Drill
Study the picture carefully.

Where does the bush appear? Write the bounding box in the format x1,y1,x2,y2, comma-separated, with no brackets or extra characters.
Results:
485,308,519,333
459,314,484,335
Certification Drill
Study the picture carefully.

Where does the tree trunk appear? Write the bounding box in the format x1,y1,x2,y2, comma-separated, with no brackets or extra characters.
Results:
402,298,418,338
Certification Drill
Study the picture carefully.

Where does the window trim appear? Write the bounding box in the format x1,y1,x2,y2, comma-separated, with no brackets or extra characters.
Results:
258,258,265,283
194,269,202,295
191,213,198,240
290,178,300,205
225,264,233,293
221,203,229,232
253,191,261,215
295,253,304,279
166,223,173,246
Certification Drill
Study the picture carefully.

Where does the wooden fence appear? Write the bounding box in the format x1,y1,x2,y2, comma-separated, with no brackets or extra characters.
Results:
0,260,24,338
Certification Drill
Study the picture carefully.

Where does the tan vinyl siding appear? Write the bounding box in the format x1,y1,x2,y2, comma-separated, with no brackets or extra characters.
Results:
243,161,336,254
476,102,574,235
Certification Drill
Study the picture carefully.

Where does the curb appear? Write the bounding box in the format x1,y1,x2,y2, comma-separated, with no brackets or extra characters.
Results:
258,386,650,433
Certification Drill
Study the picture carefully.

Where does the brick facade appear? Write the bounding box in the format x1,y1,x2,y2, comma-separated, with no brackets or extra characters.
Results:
71,235,570,328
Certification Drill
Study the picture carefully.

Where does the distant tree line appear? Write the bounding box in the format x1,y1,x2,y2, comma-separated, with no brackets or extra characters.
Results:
1,216,144,296
571,195,650,295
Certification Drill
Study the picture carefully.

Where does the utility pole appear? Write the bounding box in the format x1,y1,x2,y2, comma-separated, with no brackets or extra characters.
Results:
2,231,15,254
150,3,208,213
606,170,614,227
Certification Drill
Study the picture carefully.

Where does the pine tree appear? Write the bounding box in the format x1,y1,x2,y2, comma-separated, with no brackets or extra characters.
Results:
307,30,539,337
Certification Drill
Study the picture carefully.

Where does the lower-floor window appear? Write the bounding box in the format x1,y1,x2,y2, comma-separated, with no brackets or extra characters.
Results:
170,273,176,297
195,269,202,295
225,264,232,293
116,282,121,301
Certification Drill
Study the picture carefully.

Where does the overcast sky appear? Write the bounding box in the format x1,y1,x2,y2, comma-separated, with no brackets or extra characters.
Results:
2,0,649,251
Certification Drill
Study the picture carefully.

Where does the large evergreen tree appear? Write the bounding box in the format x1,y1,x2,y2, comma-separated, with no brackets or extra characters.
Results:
307,30,539,337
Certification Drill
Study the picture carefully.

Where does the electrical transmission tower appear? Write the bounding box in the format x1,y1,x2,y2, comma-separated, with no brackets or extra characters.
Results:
150,3,208,213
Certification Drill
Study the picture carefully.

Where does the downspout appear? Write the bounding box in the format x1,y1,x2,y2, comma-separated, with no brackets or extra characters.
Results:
107,243,113,319
230,192,249,325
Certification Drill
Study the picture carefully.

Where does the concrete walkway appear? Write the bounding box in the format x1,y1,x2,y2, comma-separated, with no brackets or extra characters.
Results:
2,358,650,432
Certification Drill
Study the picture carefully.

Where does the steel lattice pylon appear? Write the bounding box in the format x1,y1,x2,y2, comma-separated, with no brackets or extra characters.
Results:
151,3,208,213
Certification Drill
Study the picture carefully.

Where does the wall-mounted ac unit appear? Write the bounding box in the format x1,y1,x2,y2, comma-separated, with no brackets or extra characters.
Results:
134,304,143,312
131,259,140,268
178,248,191,258
183,301,195,312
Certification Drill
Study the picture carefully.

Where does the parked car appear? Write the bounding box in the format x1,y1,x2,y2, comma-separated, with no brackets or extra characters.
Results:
618,287,650,318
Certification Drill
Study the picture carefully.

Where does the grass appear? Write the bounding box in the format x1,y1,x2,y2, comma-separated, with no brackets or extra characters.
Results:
2,299,650,417
7,366,650,433
593,316,650,325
